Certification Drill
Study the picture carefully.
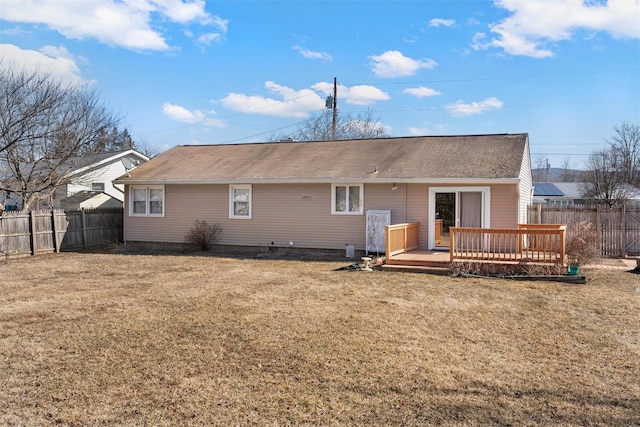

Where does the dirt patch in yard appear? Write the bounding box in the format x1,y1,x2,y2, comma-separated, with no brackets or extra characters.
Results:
1,252,638,426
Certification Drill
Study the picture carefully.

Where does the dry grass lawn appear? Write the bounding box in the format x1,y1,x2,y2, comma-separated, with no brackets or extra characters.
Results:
1,252,639,426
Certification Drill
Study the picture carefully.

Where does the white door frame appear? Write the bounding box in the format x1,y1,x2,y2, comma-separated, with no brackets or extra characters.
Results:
428,186,491,249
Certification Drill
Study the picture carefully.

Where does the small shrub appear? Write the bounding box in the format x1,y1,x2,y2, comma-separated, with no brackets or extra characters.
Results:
185,220,222,251
565,220,599,266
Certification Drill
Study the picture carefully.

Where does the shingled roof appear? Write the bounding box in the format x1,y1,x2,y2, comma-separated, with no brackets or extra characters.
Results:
115,134,529,185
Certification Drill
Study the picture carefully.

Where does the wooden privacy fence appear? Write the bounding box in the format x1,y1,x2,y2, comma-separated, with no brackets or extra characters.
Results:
0,208,123,258
528,204,640,257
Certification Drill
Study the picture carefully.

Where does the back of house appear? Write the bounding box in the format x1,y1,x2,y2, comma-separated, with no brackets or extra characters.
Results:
115,134,532,254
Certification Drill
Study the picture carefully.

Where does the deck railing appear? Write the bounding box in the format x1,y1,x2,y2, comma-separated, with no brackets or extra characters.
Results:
386,222,419,258
450,224,566,265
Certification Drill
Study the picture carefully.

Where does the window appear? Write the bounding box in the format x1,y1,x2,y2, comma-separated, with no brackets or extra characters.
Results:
130,185,164,216
91,182,105,191
229,185,252,219
332,184,363,215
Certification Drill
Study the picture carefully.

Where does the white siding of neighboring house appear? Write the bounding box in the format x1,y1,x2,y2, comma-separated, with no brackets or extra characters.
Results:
64,153,146,205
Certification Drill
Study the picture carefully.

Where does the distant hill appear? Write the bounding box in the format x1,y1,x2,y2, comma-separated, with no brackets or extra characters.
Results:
532,167,586,182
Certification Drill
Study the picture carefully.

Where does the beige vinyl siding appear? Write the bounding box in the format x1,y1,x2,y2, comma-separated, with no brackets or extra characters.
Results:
367,183,430,248
125,183,420,250
124,182,521,250
489,184,519,228
405,184,430,248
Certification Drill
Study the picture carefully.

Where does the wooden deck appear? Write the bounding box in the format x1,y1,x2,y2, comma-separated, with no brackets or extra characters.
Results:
384,222,567,274
382,250,451,274
386,249,450,266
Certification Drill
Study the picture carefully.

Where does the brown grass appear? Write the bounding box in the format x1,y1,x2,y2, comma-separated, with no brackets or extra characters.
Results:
1,252,639,426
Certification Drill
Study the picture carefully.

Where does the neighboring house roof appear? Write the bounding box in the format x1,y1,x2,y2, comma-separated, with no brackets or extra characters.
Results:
59,190,123,210
533,182,564,197
60,190,107,204
116,134,529,185
68,149,149,177
551,182,586,199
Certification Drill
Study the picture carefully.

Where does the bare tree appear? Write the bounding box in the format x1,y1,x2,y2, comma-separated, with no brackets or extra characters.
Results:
581,122,640,207
532,155,548,182
133,138,163,159
608,122,640,187
270,108,390,142
560,157,577,182
0,66,120,210
581,149,631,207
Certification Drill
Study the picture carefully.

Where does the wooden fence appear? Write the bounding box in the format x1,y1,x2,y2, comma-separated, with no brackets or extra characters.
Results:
0,208,123,258
528,204,640,257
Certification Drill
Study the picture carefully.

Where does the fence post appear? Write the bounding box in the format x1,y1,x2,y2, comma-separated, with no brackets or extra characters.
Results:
595,204,602,254
81,208,88,249
51,210,60,253
29,210,36,256
620,204,626,257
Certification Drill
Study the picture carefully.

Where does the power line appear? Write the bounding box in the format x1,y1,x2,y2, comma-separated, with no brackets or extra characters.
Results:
133,67,638,143
343,68,639,87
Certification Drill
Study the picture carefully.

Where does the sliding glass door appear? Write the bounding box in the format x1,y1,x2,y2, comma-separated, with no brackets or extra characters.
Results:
430,187,489,249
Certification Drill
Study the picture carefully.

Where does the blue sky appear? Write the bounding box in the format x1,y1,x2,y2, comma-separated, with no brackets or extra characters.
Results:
1,0,639,168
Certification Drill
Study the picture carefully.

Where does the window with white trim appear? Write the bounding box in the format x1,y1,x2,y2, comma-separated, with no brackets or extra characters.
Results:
129,185,164,216
91,182,105,191
332,184,363,215
229,184,252,219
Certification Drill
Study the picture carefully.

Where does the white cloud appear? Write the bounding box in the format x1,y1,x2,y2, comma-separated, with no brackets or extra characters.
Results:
408,124,450,135
153,0,212,24
221,81,390,118
221,81,325,118
445,97,504,117
476,0,640,58
403,86,441,98
312,82,390,106
0,43,85,86
198,32,222,45
429,18,455,28
1,0,228,51
162,102,226,127
408,127,432,135
292,45,332,61
369,50,437,78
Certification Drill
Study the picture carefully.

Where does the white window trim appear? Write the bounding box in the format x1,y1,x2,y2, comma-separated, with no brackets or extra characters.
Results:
331,183,364,215
129,185,165,217
427,186,491,249
229,184,252,219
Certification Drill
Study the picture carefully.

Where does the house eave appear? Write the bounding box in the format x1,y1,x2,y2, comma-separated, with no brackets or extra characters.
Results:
114,177,521,186
70,149,150,177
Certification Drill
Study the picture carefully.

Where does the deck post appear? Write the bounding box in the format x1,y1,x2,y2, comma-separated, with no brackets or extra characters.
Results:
449,228,455,262
385,225,390,260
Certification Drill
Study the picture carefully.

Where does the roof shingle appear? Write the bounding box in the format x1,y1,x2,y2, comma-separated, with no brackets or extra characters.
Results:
116,134,528,184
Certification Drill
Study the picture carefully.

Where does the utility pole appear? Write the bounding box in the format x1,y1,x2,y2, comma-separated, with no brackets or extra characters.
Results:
332,77,337,140
325,77,338,140
546,158,550,182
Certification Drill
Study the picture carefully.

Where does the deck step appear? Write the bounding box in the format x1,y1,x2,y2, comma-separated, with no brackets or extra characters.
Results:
381,264,451,275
